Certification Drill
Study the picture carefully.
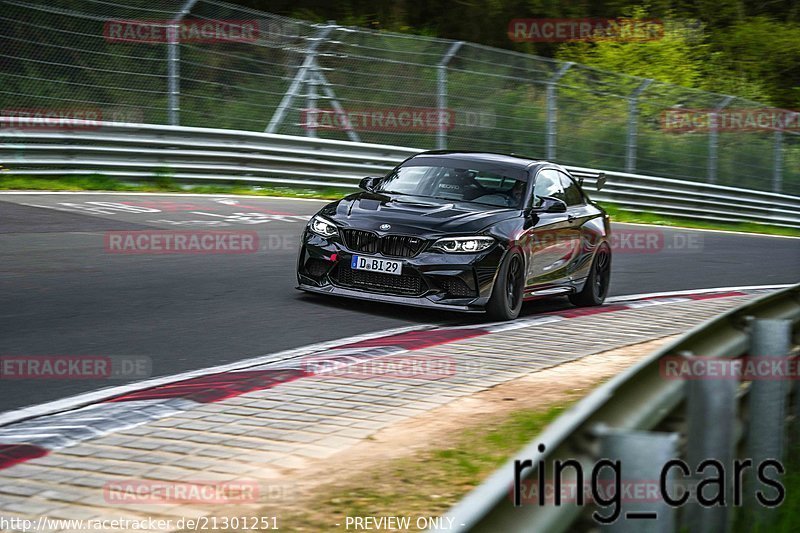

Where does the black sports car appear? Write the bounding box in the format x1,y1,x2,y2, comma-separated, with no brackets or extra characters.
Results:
296,151,611,320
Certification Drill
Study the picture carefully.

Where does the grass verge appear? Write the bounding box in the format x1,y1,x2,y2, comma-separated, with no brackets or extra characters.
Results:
269,404,570,531
0,174,349,200
602,204,800,238
1,174,798,237
740,442,800,532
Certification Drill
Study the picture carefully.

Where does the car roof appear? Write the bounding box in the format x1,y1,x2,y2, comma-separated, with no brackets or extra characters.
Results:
411,151,544,169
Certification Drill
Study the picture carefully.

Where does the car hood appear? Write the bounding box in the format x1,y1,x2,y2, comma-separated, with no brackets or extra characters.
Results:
319,192,520,235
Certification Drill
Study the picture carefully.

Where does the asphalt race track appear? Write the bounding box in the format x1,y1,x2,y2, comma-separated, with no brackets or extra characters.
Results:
1,192,798,412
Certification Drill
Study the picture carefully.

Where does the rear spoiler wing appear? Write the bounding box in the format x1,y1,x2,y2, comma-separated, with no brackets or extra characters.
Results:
573,171,607,191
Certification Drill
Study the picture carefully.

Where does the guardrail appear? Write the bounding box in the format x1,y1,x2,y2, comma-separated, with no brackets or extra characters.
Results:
1,119,799,229
433,284,800,533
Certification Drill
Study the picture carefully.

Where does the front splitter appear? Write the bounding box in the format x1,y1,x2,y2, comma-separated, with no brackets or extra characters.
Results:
296,283,487,313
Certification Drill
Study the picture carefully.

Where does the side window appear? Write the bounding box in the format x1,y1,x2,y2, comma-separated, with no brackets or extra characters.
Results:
530,169,565,208
559,172,584,206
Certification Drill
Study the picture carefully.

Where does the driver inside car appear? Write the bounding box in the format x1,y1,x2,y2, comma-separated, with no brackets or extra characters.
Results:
507,180,526,207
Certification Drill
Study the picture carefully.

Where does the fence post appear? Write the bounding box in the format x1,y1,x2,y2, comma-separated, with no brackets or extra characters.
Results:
773,130,783,193
313,71,361,143
436,41,463,150
707,95,734,184
683,350,738,533
625,79,653,173
595,427,678,533
266,22,336,134
306,64,318,138
744,319,792,527
546,63,573,161
167,0,198,126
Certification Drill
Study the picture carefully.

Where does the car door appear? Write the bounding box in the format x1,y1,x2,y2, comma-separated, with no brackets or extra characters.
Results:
522,168,576,287
557,170,592,282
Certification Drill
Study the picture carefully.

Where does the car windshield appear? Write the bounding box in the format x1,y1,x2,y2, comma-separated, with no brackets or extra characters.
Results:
376,164,527,208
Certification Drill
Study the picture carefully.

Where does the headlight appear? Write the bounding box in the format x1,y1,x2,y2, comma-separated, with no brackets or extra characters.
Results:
431,236,495,253
309,215,338,238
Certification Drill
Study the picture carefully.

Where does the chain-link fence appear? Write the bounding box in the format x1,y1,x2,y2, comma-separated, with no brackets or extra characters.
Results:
1,0,798,195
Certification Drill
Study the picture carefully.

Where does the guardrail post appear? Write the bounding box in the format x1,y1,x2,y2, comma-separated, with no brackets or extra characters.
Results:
744,319,792,527
625,79,653,173
793,352,800,446
595,427,678,533
166,0,198,126
684,352,738,533
773,130,783,193
707,96,734,184
546,63,573,161
436,41,463,150
266,23,336,134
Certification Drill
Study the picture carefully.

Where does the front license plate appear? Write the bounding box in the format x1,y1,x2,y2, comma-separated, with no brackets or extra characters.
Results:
351,255,402,275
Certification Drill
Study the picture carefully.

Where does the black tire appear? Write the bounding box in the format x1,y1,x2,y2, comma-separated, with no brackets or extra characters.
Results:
486,250,525,321
569,242,611,307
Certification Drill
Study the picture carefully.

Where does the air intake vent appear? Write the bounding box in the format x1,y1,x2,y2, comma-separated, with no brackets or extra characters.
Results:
341,229,380,254
342,230,425,258
380,235,426,257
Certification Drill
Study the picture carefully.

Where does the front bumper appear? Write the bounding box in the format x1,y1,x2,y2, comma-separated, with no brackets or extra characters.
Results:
296,231,505,313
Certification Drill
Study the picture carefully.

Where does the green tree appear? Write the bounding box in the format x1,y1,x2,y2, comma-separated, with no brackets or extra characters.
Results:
706,17,800,107
554,14,708,89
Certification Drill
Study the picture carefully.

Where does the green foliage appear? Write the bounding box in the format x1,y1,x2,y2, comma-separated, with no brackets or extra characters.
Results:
152,167,176,189
556,14,708,89
704,17,800,107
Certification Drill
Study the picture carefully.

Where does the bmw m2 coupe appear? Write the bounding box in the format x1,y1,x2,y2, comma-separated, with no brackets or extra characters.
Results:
297,151,611,320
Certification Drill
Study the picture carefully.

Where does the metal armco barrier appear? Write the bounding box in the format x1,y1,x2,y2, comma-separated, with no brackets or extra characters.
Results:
1,119,799,229
432,284,800,533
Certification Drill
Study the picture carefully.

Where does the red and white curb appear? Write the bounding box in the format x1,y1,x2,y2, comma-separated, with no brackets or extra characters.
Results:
0,285,787,470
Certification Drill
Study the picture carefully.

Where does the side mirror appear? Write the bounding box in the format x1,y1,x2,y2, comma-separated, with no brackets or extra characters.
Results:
596,173,607,191
359,176,380,192
534,196,567,213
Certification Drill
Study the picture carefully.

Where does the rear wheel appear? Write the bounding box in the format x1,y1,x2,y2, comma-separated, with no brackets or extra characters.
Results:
486,251,524,321
569,243,611,307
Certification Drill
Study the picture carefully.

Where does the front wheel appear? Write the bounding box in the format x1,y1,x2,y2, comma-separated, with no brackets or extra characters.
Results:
486,250,524,321
569,243,611,307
